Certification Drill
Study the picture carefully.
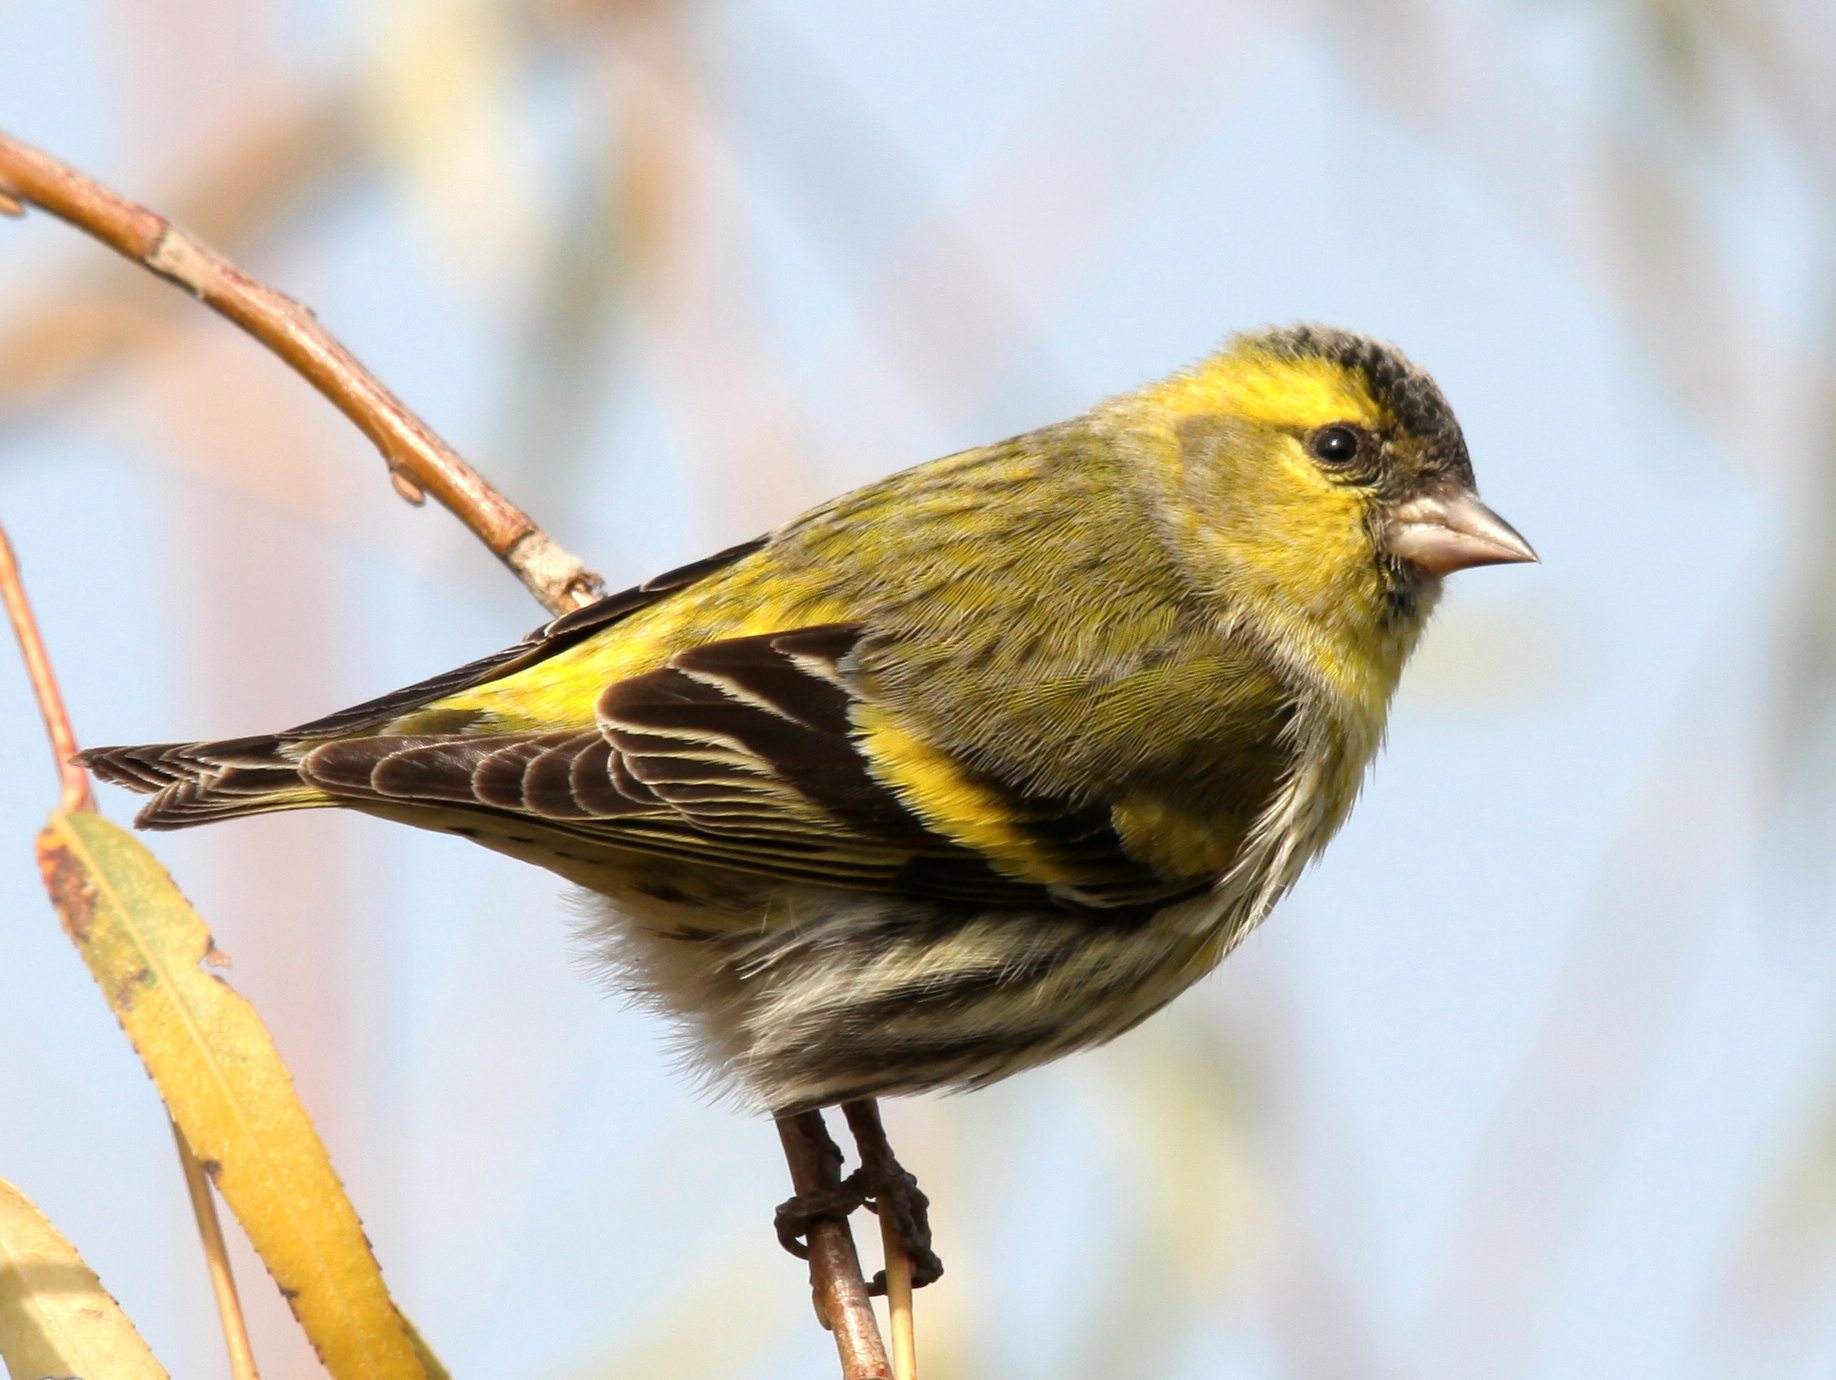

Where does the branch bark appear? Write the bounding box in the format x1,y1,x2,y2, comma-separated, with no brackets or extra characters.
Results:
0,125,892,1375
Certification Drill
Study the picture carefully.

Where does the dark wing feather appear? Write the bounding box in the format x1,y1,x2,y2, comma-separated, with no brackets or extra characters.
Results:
299,625,1196,912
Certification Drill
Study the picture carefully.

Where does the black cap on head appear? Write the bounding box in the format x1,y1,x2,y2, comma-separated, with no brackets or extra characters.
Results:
1252,324,1474,488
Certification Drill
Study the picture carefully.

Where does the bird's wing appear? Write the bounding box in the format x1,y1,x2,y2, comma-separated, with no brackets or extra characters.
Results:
281,536,770,739
298,624,1199,912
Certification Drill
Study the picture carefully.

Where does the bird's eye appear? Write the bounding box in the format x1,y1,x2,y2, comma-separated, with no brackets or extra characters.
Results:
1308,425,1363,465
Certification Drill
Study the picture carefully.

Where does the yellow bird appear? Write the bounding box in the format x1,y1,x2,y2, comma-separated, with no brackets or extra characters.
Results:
79,325,1534,1283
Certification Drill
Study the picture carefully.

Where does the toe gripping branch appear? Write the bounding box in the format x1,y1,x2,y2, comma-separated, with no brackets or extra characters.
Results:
774,1105,944,1294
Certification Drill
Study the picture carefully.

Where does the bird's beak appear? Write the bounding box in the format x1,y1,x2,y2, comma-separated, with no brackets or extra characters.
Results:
1384,487,1538,577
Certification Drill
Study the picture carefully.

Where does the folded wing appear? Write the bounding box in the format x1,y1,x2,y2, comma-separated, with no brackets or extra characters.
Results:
298,625,1196,912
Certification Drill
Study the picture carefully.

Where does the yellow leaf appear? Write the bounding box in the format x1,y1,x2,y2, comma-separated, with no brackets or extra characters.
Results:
35,809,445,1380
0,1175,168,1380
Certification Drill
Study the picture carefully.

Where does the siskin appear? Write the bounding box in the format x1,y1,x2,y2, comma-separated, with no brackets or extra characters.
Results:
80,325,1533,1277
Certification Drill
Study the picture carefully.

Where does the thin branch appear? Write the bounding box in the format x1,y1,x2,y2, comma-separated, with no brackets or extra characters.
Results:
0,85,359,421
879,1220,917,1380
0,529,91,812
0,127,892,1375
0,130,602,617
840,1099,916,1380
778,1112,891,1380
170,1119,260,1380
0,524,257,1379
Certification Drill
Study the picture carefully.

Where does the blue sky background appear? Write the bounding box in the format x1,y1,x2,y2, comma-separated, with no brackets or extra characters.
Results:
1,2,1832,1376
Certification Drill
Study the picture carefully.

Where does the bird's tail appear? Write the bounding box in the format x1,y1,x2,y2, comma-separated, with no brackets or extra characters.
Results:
73,734,331,830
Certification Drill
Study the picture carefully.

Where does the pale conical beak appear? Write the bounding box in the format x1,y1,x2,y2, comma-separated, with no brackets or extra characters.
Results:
1384,487,1538,577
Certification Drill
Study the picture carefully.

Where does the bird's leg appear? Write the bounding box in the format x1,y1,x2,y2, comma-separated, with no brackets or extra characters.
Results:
842,1098,944,1292
773,1108,871,1264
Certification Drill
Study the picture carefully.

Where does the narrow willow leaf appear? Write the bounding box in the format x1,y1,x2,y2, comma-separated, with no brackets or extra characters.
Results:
35,808,443,1380
0,1176,168,1380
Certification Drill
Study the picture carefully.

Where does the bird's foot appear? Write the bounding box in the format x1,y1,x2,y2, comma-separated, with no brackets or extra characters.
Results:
773,1172,872,1261
843,1100,945,1293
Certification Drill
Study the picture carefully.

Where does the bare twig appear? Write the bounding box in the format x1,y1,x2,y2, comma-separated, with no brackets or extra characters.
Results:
0,130,602,617
0,525,259,1380
0,127,892,1375
879,1220,917,1379
0,87,359,420
778,1112,891,1380
840,1099,917,1380
170,1119,260,1380
0,530,91,814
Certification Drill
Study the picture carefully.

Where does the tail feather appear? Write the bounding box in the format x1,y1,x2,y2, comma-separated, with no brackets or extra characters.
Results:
73,736,329,830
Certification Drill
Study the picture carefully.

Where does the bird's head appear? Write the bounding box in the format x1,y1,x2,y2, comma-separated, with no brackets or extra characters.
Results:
1109,324,1535,705
1113,324,1534,693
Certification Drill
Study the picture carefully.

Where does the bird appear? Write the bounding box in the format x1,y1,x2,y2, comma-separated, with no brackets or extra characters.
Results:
77,324,1534,1284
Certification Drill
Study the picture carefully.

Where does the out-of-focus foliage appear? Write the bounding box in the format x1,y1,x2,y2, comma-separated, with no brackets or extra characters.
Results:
363,0,538,280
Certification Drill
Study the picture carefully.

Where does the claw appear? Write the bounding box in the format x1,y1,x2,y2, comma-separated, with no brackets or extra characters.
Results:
774,1171,871,1261
842,1100,945,1293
